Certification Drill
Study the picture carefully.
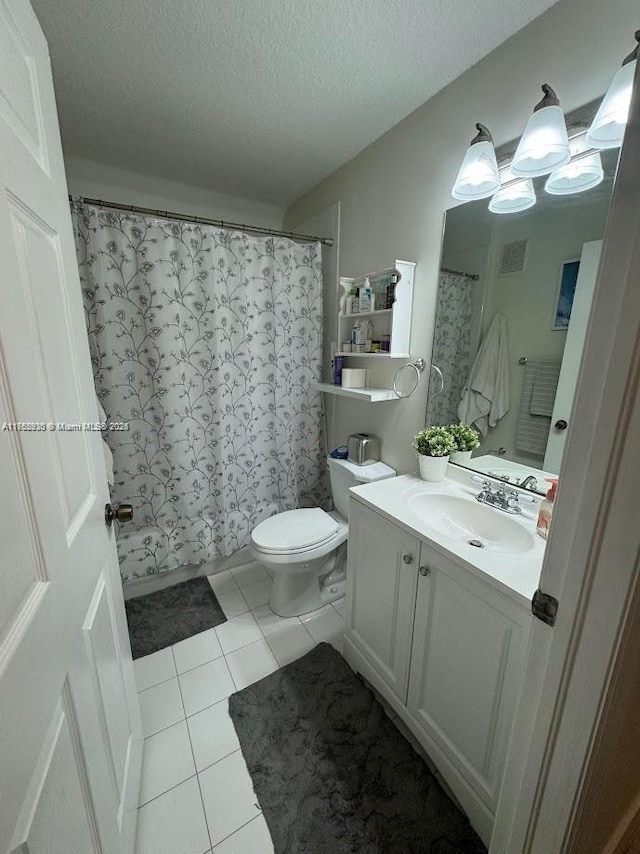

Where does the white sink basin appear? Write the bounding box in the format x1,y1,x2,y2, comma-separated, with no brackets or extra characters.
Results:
406,492,536,555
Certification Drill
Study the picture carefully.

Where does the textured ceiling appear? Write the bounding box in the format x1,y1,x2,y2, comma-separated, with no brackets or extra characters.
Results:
33,0,560,206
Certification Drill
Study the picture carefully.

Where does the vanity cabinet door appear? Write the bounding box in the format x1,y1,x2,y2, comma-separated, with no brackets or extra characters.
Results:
346,500,419,703
407,547,531,812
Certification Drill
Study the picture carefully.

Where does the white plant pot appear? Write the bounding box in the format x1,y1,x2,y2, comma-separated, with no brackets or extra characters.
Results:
450,450,473,465
418,454,450,482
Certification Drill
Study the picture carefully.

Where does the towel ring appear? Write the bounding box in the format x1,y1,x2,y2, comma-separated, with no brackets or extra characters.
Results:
393,359,427,399
430,364,444,396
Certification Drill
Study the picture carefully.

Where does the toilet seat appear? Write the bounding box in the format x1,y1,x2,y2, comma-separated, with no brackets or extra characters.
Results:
251,507,341,555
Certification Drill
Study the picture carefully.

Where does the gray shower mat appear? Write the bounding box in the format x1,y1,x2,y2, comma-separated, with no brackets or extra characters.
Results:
125,576,227,659
229,642,486,854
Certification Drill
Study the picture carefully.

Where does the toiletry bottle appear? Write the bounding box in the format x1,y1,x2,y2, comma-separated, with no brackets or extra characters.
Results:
347,287,358,314
536,478,558,540
333,355,344,386
359,277,372,312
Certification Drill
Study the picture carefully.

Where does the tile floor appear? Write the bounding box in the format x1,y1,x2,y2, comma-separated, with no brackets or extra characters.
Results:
133,561,346,854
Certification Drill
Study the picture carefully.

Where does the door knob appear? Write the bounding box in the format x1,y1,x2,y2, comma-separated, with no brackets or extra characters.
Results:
554,419,568,431
105,503,133,528
419,566,430,576
402,554,413,565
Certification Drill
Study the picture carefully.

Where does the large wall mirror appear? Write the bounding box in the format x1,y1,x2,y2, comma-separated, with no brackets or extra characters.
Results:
425,143,619,495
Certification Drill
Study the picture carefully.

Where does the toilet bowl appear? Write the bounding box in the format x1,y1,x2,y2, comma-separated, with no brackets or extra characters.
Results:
250,457,395,616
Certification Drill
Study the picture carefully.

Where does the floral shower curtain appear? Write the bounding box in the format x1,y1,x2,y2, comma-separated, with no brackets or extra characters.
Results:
425,271,476,427
72,202,327,582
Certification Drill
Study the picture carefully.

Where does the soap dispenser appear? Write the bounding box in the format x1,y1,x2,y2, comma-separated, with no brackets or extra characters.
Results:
536,478,558,540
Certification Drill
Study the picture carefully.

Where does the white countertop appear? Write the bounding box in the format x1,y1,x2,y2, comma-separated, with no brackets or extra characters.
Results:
349,467,546,609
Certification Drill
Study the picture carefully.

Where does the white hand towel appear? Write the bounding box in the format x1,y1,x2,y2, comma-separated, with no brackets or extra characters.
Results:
457,313,510,437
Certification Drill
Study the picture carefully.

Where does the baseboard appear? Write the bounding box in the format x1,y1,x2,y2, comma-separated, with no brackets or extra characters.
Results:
122,547,255,599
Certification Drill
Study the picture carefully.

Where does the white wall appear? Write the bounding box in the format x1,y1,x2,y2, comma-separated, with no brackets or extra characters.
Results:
284,0,638,475
65,156,285,229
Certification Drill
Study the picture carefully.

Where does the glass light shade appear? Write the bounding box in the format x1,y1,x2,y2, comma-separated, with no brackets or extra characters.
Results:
451,139,500,201
511,105,570,178
544,137,604,195
489,172,536,214
585,60,636,149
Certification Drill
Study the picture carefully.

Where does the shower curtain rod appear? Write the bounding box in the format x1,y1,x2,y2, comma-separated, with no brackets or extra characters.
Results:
440,266,480,281
69,195,334,246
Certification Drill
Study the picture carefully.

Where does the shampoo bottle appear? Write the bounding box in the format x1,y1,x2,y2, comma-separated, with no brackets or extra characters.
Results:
536,478,558,540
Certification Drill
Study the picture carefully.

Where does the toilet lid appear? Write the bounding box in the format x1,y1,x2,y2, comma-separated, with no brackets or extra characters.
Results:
252,508,340,554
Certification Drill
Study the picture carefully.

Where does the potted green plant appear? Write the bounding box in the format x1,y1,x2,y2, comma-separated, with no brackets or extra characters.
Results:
413,426,456,482
448,422,481,465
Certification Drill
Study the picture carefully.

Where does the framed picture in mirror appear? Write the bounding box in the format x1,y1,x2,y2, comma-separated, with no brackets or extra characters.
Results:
552,259,581,330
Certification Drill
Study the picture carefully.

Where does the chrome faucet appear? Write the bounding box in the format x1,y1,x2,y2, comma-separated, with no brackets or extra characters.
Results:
475,480,522,514
519,475,539,491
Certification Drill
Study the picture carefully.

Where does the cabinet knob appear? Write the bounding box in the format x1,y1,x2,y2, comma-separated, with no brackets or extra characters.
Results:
419,565,430,576
402,554,413,565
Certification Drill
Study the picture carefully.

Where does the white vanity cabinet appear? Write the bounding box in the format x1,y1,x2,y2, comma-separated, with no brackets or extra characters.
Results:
344,495,532,844
346,500,419,702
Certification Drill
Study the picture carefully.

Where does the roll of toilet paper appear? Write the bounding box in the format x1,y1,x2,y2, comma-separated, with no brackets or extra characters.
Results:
342,368,367,389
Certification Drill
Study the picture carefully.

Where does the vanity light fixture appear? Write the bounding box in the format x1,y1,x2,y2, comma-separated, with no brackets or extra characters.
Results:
511,84,571,178
544,134,604,195
451,123,500,201
488,166,536,214
586,30,639,149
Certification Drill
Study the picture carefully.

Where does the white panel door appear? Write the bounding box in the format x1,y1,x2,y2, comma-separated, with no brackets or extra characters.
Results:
407,548,530,812
544,239,602,473
0,2,142,853
345,500,419,702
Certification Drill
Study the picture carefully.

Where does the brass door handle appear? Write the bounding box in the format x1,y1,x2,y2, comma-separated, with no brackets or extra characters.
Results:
105,503,133,528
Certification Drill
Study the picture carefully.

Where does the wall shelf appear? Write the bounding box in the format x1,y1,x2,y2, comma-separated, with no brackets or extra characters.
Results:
338,261,415,358
313,382,397,402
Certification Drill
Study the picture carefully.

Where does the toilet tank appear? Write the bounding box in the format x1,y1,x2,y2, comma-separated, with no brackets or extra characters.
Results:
327,457,396,520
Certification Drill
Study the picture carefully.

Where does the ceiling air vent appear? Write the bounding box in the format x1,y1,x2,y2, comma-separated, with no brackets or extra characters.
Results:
499,239,528,275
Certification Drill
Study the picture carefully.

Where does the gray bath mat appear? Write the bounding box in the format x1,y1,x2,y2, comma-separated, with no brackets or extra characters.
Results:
229,642,486,854
125,576,227,659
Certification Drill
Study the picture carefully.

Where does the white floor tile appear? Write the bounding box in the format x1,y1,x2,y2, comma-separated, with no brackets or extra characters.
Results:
332,597,347,620
139,721,196,806
179,657,236,716
173,628,224,675
266,624,316,667
230,562,268,588
187,699,241,772
226,639,279,691
134,648,177,692
135,776,210,854
139,678,185,737
216,588,249,619
215,612,263,654
199,751,261,847
207,570,239,595
299,603,334,623
212,815,273,853
251,604,300,637
304,607,345,646
241,578,272,610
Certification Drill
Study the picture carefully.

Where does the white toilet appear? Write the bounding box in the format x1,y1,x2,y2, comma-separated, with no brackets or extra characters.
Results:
249,456,395,617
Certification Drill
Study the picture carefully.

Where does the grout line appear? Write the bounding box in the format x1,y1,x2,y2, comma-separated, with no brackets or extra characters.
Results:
173,646,216,852
195,746,242,777
136,671,178,693
209,813,269,850
138,770,199,808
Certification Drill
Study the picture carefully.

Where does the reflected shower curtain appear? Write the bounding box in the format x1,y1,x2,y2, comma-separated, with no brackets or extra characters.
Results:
72,202,327,581
425,271,475,426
